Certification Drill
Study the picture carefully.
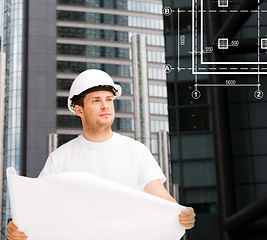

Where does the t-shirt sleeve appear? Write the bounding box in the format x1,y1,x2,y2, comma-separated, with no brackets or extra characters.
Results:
38,155,57,177
138,143,166,191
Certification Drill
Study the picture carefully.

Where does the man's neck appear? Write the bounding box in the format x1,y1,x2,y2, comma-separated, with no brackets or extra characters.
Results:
83,128,114,142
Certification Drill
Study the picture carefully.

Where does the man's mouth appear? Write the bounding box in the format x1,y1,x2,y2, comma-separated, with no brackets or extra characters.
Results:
100,113,111,117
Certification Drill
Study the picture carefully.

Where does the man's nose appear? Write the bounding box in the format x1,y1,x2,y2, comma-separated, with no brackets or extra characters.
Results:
100,101,109,109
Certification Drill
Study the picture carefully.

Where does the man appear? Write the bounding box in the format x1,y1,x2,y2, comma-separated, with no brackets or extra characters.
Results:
7,69,195,240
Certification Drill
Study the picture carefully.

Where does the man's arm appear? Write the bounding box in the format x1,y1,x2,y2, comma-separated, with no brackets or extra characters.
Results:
143,179,196,229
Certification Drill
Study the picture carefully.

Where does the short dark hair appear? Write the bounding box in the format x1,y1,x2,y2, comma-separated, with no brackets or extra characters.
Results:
71,93,86,108
71,85,117,108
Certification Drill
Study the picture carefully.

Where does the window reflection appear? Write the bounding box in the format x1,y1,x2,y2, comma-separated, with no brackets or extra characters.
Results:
114,100,133,112
57,44,130,59
151,138,158,154
147,50,165,63
149,102,168,115
57,115,82,128
58,134,78,147
148,67,166,80
3,1,24,236
149,85,167,97
57,0,128,10
112,118,134,131
57,61,131,77
150,120,169,133
57,26,164,46
57,10,163,30
128,1,162,14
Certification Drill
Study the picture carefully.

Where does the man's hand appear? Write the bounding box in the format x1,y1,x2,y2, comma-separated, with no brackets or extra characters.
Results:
179,207,196,229
144,180,196,230
7,221,27,240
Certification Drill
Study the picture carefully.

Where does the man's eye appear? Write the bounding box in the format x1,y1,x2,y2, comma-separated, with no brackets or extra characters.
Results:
93,100,99,103
107,98,113,101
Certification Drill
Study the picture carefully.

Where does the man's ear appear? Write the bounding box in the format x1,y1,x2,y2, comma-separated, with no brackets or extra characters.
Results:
74,105,84,117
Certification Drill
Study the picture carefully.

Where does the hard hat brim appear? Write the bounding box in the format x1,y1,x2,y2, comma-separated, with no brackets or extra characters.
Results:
68,83,122,114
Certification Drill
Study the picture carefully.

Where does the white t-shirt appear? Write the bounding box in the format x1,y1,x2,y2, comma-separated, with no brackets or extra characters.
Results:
39,133,166,191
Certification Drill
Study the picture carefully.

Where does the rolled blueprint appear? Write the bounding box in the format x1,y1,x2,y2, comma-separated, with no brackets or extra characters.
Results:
7,167,186,240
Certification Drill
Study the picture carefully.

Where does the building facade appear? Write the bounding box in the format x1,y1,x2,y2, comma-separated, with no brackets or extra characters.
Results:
0,0,169,237
163,0,267,240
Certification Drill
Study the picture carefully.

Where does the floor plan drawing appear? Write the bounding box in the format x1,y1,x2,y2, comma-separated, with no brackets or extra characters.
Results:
163,0,266,99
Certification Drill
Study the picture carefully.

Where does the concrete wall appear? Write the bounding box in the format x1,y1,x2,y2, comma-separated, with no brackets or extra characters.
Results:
25,0,57,177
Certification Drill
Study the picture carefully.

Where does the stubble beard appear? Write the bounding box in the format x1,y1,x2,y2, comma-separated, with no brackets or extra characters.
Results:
85,115,114,135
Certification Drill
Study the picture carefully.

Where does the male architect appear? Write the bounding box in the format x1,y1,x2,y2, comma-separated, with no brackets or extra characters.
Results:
7,69,195,239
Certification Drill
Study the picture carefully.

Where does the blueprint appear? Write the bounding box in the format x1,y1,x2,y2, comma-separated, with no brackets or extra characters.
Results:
7,167,186,240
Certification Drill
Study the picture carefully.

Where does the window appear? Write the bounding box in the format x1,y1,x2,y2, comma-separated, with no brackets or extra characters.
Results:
57,0,127,10
164,8,197,33
180,133,214,159
148,67,166,80
149,102,168,115
179,106,210,131
183,189,218,213
58,134,78,147
151,138,158,154
57,78,73,91
178,82,208,105
149,85,167,97
57,61,131,77
57,115,82,128
114,100,133,112
112,118,134,131
116,82,132,95
57,97,68,109
128,16,163,29
183,161,216,187
127,1,162,14
147,50,165,63
150,120,169,133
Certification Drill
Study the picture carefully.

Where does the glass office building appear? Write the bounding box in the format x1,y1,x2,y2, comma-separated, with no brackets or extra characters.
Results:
0,0,25,235
163,0,267,240
0,0,169,237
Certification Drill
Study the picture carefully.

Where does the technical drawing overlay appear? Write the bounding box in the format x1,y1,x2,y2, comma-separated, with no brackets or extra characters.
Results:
193,0,267,74
162,0,265,99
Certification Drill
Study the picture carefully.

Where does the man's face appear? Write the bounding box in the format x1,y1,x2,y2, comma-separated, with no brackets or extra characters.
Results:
77,91,115,131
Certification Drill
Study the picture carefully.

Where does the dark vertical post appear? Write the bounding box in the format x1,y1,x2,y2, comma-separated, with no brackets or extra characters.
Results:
204,1,236,240
20,0,29,176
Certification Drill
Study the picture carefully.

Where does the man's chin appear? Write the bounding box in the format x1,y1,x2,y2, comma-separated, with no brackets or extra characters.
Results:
98,118,114,128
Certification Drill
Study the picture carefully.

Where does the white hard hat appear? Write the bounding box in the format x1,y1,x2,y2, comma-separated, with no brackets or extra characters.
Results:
68,69,122,113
